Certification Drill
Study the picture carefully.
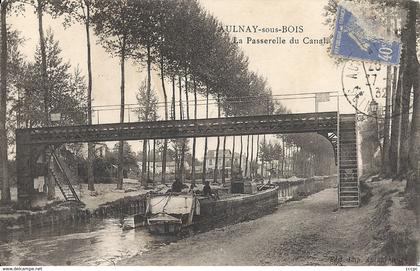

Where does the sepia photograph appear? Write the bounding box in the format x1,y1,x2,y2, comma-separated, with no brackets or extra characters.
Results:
0,0,418,268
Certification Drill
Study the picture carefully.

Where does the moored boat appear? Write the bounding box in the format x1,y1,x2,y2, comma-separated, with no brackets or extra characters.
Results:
138,193,200,234
135,185,280,235
147,213,182,234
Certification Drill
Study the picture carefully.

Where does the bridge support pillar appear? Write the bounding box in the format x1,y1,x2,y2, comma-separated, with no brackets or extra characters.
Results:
16,130,46,208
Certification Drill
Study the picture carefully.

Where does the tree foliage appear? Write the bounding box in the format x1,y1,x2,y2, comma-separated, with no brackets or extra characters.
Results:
12,30,87,129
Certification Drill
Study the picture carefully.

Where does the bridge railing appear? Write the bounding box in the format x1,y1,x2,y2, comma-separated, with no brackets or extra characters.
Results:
53,91,342,126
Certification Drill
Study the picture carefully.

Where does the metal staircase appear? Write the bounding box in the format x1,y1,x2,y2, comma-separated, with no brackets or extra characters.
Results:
338,115,359,208
49,149,80,202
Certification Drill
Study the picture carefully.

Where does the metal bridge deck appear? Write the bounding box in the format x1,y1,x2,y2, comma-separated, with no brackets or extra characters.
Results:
16,112,347,145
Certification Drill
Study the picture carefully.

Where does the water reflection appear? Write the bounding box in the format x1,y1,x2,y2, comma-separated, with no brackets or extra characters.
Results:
0,216,179,266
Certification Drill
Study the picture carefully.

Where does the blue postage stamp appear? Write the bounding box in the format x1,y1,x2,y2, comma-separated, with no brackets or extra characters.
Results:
331,4,401,65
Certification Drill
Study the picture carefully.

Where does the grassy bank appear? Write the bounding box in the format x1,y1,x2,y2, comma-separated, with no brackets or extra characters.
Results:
366,179,418,265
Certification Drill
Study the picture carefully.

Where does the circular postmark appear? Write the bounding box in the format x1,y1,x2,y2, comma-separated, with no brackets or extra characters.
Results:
341,60,413,121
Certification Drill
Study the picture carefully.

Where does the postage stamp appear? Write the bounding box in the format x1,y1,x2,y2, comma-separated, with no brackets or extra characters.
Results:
331,4,401,65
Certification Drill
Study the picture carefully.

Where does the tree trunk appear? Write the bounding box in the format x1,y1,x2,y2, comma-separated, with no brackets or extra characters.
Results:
171,75,176,179
289,146,292,176
160,56,168,184
180,142,185,183
0,2,10,203
390,63,401,175
147,140,151,182
292,145,296,173
191,77,197,186
255,135,260,176
117,36,126,190
239,136,243,174
183,73,189,183
37,0,48,125
381,19,394,178
261,135,266,177
213,93,221,183
281,136,285,177
202,87,209,184
85,1,95,191
141,139,147,185
152,139,156,184
390,82,402,176
214,137,220,183
178,76,185,182
409,68,420,170
202,138,208,184
245,135,250,177
250,135,254,180
37,0,54,198
178,76,183,119
407,2,420,171
174,146,178,179
399,3,417,176
172,75,176,120
221,99,227,184
381,64,392,177
231,136,236,178
221,136,227,184
143,42,154,186
184,73,189,119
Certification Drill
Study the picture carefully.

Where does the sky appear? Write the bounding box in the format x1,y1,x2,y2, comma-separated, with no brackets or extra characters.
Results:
7,0,357,157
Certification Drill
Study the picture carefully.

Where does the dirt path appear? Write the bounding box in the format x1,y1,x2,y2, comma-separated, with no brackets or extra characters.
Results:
121,188,378,266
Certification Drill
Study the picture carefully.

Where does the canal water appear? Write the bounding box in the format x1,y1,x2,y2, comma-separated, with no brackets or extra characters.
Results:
0,216,179,266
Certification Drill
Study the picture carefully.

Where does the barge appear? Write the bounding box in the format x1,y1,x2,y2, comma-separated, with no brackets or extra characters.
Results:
134,176,333,234
135,187,279,234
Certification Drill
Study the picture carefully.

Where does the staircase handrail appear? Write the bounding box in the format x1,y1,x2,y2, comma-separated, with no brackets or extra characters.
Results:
50,148,80,201
49,162,69,201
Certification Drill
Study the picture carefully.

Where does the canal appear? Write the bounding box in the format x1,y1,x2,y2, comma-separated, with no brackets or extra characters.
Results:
0,177,333,266
0,216,179,266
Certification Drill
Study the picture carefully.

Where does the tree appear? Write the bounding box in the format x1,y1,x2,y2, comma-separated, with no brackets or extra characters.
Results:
1,24,25,146
213,93,221,183
30,0,50,124
170,138,190,180
406,1,420,174
149,0,178,184
15,31,87,128
136,79,158,185
0,1,10,203
396,1,417,175
245,135,250,177
92,0,137,190
109,141,138,177
259,140,276,177
19,0,55,198
272,142,283,177
202,87,209,183
49,0,96,191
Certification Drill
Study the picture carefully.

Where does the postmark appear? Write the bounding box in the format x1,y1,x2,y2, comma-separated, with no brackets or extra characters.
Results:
341,60,413,120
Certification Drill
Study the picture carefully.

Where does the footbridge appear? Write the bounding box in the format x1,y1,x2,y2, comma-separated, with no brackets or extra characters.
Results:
15,111,359,208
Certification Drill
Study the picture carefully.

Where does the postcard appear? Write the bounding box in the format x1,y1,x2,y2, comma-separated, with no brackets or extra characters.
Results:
0,0,418,269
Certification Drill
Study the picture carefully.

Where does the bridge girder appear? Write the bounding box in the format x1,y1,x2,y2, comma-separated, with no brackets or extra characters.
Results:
17,112,341,145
